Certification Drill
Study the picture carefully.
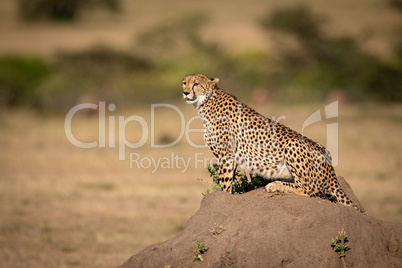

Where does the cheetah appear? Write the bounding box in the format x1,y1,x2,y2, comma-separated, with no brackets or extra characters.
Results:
182,74,360,211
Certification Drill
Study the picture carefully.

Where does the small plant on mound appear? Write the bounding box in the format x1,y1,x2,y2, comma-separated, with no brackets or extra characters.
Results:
201,164,273,195
330,229,349,268
198,164,221,196
232,169,273,194
193,240,208,262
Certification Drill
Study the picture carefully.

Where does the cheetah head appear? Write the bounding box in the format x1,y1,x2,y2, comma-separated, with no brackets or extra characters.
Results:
182,74,219,108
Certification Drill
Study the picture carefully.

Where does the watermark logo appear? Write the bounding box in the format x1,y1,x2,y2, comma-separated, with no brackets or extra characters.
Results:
301,101,338,166
64,101,339,172
129,152,218,174
64,102,205,160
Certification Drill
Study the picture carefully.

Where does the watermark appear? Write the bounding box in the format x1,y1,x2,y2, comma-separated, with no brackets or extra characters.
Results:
64,101,339,172
129,152,218,173
64,102,205,160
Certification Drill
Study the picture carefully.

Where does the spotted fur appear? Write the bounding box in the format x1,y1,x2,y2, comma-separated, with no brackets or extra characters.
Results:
182,74,359,210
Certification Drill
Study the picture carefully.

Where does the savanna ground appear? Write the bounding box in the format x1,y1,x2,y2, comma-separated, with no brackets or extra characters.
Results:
0,0,402,267
1,103,401,267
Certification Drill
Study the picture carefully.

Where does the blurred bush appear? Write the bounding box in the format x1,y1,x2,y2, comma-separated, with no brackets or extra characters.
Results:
261,5,324,44
18,0,121,21
135,13,211,59
135,13,236,75
56,45,152,77
133,13,269,100
0,55,51,108
260,5,402,102
4,5,402,113
38,46,154,112
389,0,402,13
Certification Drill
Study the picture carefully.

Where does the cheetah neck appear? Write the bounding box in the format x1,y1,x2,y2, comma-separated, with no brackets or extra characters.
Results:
196,89,219,115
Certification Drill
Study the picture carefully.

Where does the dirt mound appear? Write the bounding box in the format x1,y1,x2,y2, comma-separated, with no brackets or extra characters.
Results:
119,178,401,268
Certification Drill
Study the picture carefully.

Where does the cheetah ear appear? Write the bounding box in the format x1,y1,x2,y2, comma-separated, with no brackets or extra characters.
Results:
210,77,219,85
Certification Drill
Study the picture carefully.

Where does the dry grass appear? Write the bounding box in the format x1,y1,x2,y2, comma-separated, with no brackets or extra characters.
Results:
0,103,401,267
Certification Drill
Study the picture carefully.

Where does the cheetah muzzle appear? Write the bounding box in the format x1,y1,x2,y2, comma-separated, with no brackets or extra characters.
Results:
182,74,360,211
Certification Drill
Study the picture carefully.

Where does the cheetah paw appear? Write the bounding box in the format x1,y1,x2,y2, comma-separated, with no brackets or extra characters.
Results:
265,181,285,194
264,181,286,196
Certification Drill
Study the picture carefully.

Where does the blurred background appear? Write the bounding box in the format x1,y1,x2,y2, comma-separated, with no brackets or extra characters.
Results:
0,0,401,267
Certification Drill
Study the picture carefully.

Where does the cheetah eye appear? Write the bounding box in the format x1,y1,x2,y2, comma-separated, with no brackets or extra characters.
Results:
182,81,187,85
193,83,199,88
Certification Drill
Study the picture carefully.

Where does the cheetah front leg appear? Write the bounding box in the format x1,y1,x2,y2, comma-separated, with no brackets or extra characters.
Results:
218,155,235,193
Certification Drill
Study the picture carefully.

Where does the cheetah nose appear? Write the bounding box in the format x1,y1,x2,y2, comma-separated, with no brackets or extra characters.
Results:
183,92,190,96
